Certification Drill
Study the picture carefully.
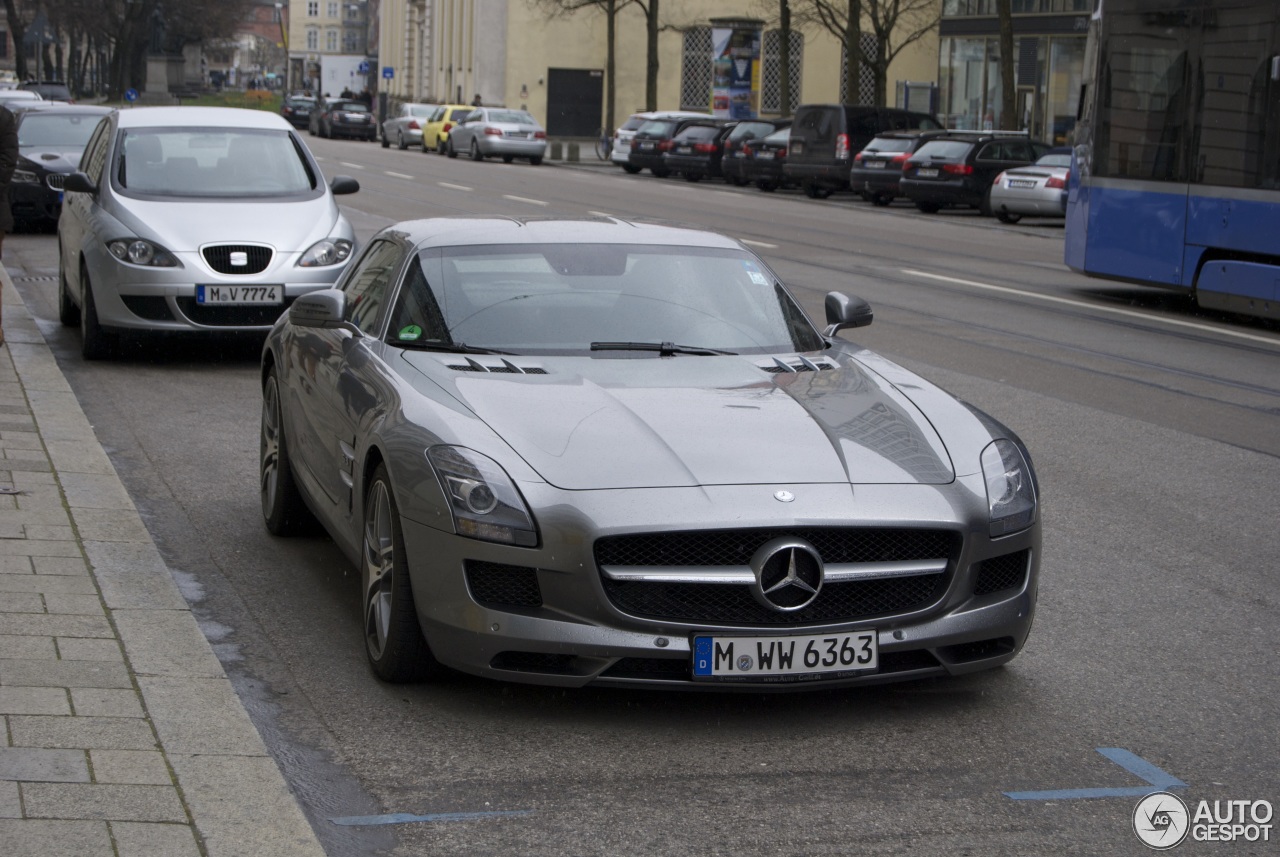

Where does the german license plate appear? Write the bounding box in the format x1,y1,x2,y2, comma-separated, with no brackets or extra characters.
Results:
791,141,804,154
866,160,887,169
507,131,528,138
692,631,877,681
918,168,939,178
677,146,691,155
757,151,774,160
639,141,653,151
1009,179,1037,188
197,285,282,305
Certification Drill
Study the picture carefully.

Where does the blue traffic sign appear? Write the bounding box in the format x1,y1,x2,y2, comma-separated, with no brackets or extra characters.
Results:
357,60,370,73
382,66,394,80
124,88,138,102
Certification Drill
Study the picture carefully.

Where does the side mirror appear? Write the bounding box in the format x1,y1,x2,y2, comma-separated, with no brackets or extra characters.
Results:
289,289,349,329
63,172,97,195
329,175,360,195
823,291,874,336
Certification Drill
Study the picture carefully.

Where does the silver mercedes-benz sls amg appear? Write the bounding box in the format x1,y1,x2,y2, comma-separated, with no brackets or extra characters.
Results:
260,216,1040,690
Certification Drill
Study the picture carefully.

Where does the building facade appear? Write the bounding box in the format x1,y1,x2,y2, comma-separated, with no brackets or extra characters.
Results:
373,0,939,134
286,0,375,94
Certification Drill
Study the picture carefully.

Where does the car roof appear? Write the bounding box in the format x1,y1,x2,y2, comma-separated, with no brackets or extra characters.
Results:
113,106,294,130
15,104,111,119
389,216,744,251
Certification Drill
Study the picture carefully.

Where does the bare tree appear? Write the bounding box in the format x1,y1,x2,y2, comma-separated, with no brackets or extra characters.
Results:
778,0,793,115
996,0,1016,129
632,0,659,110
798,0,938,106
4,0,32,81
533,0,633,134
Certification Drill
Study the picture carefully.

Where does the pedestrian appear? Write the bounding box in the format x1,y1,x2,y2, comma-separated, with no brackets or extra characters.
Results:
0,103,17,345
472,93,482,106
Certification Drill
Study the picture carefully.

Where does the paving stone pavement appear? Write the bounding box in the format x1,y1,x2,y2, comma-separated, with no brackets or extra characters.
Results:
0,266,329,856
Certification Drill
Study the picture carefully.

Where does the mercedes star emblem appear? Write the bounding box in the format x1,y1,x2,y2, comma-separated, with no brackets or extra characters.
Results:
748,537,824,612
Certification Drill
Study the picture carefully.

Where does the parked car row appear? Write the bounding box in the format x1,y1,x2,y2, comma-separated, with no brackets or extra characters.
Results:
613,103,1067,223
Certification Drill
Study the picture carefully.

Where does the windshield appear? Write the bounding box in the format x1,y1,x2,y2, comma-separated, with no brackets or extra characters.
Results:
637,119,677,136
728,122,777,142
913,140,973,160
1035,153,1071,167
18,113,102,148
762,128,790,146
115,128,317,198
488,110,535,124
330,101,368,113
388,244,824,355
863,136,914,153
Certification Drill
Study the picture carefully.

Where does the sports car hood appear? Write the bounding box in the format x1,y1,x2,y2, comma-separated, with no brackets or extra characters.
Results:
404,353,956,490
106,193,341,254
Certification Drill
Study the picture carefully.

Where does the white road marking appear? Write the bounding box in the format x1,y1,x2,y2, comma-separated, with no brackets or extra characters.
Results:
503,194,549,206
385,171,414,180
339,162,365,169
901,269,1280,346
438,182,472,191
740,239,778,249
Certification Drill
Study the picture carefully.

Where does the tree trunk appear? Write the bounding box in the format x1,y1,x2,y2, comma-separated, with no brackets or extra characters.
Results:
843,0,861,104
997,0,1017,129
645,0,659,111
605,0,616,132
779,0,792,116
4,0,29,82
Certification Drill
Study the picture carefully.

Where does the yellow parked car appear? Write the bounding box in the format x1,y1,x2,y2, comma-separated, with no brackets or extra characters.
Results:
421,104,474,154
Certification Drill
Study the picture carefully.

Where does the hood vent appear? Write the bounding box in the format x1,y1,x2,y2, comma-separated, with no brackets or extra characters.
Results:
759,355,838,374
443,358,548,375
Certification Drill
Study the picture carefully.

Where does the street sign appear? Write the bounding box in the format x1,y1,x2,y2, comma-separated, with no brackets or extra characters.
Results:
382,66,394,80
125,88,139,102
357,60,370,73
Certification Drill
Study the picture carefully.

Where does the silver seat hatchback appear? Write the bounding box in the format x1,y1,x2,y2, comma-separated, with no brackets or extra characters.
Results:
57,106,360,359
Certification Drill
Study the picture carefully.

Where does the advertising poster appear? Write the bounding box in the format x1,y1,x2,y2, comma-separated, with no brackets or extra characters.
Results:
710,23,761,119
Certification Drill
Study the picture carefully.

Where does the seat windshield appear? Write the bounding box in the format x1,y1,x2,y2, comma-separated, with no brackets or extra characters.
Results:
18,113,103,149
115,128,317,198
388,243,825,355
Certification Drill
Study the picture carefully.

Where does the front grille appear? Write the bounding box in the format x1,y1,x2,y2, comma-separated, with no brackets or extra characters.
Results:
174,297,293,327
973,550,1029,595
490,652,575,674
45,173,66,191
465,560,542,608
596,528,956,626
121,296,175,322
202,244,272,275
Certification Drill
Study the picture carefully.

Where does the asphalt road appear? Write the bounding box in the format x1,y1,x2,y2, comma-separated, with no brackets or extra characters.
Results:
7,136,1280,857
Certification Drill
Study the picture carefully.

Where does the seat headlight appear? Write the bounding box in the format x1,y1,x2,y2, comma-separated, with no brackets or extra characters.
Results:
427,446,538,546
106,239,180,268
299,238,353,267
981,439,1036,537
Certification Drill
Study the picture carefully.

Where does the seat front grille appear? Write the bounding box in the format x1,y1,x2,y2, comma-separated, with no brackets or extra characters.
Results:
202,244,272,275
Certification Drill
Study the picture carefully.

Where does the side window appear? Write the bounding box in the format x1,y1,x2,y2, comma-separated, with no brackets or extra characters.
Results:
976,142,1002,161
81,120,111,182
465,110,481,124
341,240,403,334
388,256,449,344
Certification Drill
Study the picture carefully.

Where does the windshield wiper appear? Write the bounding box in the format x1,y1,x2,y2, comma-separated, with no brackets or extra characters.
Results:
394,340,513,355
590,341,737,356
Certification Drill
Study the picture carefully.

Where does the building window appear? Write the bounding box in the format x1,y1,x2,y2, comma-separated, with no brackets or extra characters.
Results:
346,4,361,19
680,27,712,111
344,30,361,53
326,29,338,51
307,1,318,17
761,29,803,114
306,28,318,50
327,2,338,17
839,35,877,105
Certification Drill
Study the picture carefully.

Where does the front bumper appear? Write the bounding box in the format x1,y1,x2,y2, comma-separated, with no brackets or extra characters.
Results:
9,178,62,224
399,480,1040,690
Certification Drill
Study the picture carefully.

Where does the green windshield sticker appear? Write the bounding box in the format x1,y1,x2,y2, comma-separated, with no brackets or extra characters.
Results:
398,324,423,341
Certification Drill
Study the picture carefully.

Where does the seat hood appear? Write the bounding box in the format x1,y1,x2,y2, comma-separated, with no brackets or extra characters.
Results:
105,193,342,254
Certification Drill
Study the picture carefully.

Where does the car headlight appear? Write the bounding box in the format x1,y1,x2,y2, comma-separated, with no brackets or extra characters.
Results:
981,439,1036,537
298,238,353,267
12,169,39,184
427,446,538,546
106,239,181,268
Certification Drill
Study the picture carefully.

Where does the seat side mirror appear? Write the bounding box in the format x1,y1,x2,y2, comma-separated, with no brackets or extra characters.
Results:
329,175,360,195
823,291,874,336
63,172,98,195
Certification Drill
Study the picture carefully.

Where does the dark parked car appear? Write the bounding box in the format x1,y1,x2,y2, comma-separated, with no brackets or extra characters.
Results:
784,104,943,199
627,116,716,177
662,120,735,182
743,126,793,192
849,130,951,206
900,132,1052,215
9,105,110,229
721,119,790,186
309,98,376,141
280,96,316,130
20,80,73,102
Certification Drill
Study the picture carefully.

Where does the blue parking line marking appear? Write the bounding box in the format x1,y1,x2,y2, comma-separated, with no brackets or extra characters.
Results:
1004,748,1188,801
330,810,533,826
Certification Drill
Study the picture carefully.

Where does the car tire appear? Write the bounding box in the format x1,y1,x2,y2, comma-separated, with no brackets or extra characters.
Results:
803,182,832,200
397,131,407,150
470,140,483,161
652,168,671,178
996,211,1023,224
871,193,893,207
381,130,390,148
529,156,543,166
437,139,447,155
729,176,749,187
260,368,315,536
684,172,702,182
446,138,458,158
622,164,642,174
502,155,514,163
756,179,777,192
362,463,446,683
979,188,994,217
78,264,112,361
914,201,941,214
57,259,80,327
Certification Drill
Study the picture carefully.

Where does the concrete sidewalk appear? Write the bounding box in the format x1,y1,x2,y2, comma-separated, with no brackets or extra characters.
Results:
0,265,327,856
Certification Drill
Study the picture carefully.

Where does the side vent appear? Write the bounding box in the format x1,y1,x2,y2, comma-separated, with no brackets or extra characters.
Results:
760,355,839,374
441,358,548,375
